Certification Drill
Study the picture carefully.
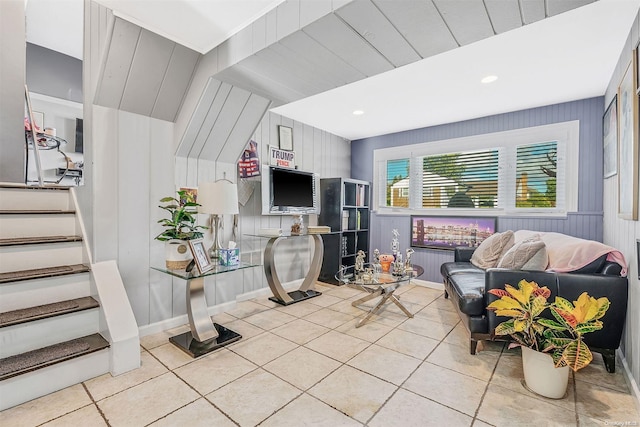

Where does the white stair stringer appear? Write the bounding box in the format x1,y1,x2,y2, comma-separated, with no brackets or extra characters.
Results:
0,347,109,411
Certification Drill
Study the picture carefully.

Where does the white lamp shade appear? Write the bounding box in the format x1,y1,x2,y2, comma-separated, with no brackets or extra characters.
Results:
198,181,239,215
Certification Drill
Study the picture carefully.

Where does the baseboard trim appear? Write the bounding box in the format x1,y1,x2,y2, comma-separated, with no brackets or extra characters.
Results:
617,348,640,414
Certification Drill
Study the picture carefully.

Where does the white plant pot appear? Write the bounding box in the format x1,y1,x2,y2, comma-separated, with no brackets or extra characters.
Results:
165,239,192,270
521,346,570,399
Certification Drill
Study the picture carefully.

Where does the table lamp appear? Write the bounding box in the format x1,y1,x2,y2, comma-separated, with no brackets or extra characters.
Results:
198,180,239,259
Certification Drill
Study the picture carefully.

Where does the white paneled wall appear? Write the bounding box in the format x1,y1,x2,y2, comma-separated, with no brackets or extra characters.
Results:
603,10,640,399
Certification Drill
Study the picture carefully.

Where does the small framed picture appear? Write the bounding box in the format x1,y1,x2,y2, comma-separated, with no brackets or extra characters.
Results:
278,125,293,151
603,95,617,178
188,238,213,274
637,239,640,280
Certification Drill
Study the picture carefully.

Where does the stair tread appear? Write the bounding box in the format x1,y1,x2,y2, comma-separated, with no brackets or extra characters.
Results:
0,210,75,215
0,264,90,284
0,236,82,246
0,333,109,381
0,296,99,328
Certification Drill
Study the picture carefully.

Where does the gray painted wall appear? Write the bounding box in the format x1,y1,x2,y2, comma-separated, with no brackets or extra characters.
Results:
26,43,83,103
0,0,27,183
351,97,605,283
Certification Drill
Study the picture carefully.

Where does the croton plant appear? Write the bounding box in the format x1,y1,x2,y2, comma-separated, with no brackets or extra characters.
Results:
486,279,610,372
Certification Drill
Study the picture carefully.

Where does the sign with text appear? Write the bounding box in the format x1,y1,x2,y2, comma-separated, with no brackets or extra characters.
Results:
269,145,295,168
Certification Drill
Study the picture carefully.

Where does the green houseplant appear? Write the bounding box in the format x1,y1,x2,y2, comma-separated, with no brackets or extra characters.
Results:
155,190,207,269
486,279,610,398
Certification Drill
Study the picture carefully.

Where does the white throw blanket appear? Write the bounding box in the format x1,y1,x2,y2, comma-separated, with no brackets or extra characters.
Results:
514,230,628,277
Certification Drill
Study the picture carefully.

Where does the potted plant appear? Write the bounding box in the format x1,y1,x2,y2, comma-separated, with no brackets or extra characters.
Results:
155,190,207,269
486,279,610,399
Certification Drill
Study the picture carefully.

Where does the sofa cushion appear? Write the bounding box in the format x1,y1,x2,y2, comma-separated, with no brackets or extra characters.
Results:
470,230,515,269
497,236,548,270
447,273,486,316
441,262,484,277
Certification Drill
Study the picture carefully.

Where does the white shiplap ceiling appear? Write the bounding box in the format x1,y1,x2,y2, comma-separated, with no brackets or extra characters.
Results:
25,0,640,141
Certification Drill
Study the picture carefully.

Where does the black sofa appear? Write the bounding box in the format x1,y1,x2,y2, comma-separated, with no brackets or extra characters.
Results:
441,246,628,373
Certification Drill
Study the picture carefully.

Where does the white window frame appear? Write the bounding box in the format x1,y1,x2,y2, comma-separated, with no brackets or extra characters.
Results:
373,121,579,217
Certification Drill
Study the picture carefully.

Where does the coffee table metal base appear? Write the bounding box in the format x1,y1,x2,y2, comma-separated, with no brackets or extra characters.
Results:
351,286,414,328
169,323,242,358
269,289,322,306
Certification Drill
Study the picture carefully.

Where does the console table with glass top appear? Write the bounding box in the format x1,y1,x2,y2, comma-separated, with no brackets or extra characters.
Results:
152,262,257,357
335,264,424,327
248,232,328,306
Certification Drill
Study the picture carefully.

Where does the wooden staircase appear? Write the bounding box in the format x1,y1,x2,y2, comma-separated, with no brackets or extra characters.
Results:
0,184,137,410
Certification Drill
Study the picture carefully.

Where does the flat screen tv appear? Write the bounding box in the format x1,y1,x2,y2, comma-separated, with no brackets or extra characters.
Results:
261,166,319,215
410,215,497,250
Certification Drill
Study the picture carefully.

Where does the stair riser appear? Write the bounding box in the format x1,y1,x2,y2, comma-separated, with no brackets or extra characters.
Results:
0,310,99,358
0,273,91,312
0,348,109,411
0,214,77,239
0,188,71,211
0,243,84,273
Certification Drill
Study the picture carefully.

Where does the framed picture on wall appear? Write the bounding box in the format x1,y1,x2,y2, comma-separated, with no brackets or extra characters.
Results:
637,239,640,280
617,56,639,220
603,95,618,178
278,125,293,151
410,215,497,250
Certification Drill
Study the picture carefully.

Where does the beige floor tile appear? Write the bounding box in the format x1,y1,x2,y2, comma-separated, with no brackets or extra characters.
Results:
274,300,323,317
140,324,190,350
308,365,397,424
426,341,500,381
264,346,341,390
335,317,394,342
369,388,473,427
324,285,364,299
231,331,298,366
489,350,576,411
225,300,269,318
471,420,494,427
368,310,411,328
414,305,461,326
206,368,300,426
477,383,578,426
442,322,471,348
41,404,106,427
211,311,237,324
243,308,297,330
305,330,371,363
149,398,236,427
250,296,281,308
574,352,629,393
0,384,92,427
403,361,487,416
575,378,640,423
84,350,168,401
173,348,257,394
397,315,455,341
428,295,458,312
347,344,422,386
272,318,331,345
306,293,343,308
303,307,356,329
97,372,199,426
376,329,439,359
373,298,425,318
148,341,195,370
328,298,370,317
222,318,265,340
261,393,363,426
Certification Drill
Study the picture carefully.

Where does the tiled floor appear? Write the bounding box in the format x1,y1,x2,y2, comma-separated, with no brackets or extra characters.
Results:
2,282,639,426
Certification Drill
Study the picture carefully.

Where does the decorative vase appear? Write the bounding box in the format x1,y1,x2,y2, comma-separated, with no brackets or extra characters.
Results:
521,346,569,399
379,254,394,272
165,239,192,270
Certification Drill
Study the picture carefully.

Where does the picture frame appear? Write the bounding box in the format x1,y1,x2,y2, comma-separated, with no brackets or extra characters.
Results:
637,239,640,280
278,125,293,151
410,215,497,250
603,95,618,178
617,55,639,220
188,238,213,274
32,111,44,132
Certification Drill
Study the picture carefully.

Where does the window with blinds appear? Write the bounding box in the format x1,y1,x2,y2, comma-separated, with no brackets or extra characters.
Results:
514,141,558,208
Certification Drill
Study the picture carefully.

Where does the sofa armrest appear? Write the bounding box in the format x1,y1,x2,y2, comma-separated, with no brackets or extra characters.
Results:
455,247,476,262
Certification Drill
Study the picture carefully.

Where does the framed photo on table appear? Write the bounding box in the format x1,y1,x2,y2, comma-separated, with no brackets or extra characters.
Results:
188,238,213,274
278,125,293,151
603,96,618,178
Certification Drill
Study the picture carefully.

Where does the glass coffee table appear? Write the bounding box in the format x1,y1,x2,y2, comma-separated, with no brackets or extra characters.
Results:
335,263,424,327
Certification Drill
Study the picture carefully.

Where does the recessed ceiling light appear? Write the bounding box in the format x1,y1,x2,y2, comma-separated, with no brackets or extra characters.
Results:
481,75,498,84
352,110,365,116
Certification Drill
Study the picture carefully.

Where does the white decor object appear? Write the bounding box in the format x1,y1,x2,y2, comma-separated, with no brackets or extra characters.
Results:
164,239,192,270
198,180,239,259
521,346,569,399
